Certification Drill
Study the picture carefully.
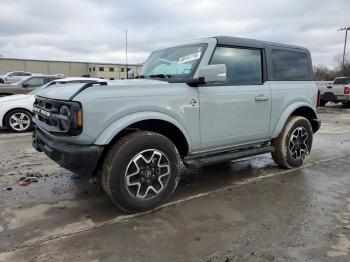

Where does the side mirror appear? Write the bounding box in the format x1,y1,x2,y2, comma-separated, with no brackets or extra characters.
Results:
127,70,135,79
22,83,29,88
198,64,227,84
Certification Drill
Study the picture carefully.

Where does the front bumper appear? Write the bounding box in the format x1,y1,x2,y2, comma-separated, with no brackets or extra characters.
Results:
32,128,103,176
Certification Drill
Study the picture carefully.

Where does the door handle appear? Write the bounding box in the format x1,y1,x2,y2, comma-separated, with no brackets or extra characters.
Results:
191,99,197,106
255,95,269,102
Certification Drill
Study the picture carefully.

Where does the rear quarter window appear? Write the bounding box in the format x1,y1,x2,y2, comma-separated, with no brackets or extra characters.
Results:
271,50,311,80
333,78,350,85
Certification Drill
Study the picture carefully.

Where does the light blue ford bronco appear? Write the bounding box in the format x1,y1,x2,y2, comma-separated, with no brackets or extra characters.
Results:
32,36,321,212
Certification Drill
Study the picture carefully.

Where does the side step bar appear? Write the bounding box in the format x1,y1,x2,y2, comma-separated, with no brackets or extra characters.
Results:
183,145,274,168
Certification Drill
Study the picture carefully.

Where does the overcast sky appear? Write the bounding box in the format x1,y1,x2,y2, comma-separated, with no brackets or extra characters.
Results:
0,0,348,67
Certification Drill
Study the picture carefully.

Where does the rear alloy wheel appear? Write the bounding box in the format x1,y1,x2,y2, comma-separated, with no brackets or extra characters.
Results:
100,131,180,213
5,109,33,133
272,116,313,168
288,127,309,160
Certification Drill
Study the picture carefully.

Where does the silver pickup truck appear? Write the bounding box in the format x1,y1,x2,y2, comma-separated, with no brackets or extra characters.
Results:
32,36,321,212
319,77,350,106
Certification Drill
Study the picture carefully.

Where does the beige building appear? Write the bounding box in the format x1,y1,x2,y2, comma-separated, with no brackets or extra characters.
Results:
88,63,142,80
0,58,142,80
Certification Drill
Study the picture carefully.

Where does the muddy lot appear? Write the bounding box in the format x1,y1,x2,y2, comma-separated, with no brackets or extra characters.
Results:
1,105,350,262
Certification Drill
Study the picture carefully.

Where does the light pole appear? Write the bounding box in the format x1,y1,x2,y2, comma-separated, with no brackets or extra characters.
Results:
125,29,128,78
338,27,350,66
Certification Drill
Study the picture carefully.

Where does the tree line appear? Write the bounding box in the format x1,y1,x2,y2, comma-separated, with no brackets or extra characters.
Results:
314,54,350,81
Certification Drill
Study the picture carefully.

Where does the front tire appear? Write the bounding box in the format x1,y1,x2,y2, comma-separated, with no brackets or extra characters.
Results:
5,109,33,133
271,116,313,169
100,131,181,213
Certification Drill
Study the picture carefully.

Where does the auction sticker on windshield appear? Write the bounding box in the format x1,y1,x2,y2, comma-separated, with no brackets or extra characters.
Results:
178,51,201,64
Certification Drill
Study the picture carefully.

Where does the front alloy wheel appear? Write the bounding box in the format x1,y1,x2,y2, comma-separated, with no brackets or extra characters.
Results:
5,109,33,133
100,131,180,213
125,149,171,199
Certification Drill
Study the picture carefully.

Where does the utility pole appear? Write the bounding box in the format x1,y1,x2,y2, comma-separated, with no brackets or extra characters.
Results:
125,29,128,78
338,27,350,66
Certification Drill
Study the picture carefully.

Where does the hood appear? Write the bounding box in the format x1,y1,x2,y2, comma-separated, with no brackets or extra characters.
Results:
0,94,32,102
36,79,168,101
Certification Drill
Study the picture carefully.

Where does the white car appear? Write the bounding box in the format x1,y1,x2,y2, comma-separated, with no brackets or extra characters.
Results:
0,78,107,132
0,71,33,84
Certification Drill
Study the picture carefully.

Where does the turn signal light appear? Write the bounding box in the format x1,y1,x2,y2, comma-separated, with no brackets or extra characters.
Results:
76,110,83,127
344,86,350,95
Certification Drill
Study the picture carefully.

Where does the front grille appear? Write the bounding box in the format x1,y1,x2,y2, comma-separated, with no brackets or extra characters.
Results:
33,96,82,135
33,98,61,129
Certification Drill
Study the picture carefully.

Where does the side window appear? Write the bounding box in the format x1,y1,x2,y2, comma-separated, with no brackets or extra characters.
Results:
210,47,263,85
20,72,31,76
46,77,58,83
24,77,45,87
271,50,311,80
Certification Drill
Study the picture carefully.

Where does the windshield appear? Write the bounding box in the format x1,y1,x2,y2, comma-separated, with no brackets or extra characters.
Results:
28,83,51,95
140,44,207,79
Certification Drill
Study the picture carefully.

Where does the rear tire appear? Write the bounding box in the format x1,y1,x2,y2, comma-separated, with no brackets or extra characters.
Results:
5,109,33,133
342,101,350,107
99,131,181,213
319,100,326,107
271,116,313,169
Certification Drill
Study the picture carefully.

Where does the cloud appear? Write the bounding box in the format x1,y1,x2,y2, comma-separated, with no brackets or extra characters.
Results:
0,0,348,66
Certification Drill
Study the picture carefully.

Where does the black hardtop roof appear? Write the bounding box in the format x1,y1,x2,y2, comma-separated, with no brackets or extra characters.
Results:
214,36,309,51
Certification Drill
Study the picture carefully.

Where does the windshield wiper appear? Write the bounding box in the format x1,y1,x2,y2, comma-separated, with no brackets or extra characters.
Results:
148,74,172,79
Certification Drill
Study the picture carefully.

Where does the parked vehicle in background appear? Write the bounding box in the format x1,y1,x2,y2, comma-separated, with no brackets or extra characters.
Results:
319,77,350,106
0,71,33,84
32,36,321,212
0,75,64,96
0,78,107,132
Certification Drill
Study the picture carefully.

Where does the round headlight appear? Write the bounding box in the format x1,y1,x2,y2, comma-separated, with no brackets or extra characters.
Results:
59,105,70,130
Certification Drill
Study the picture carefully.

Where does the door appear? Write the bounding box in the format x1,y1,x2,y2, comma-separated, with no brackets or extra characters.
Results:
6,72,21,83
199,46,271,151
19,77,46,94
